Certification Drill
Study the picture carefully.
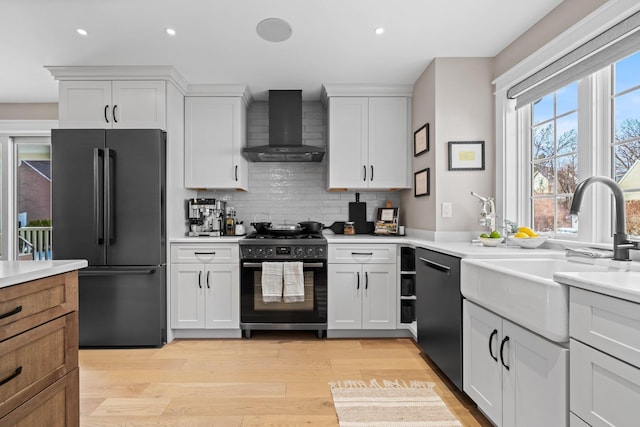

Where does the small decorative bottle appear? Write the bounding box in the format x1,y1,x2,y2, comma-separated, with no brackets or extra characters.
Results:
225,208,236,235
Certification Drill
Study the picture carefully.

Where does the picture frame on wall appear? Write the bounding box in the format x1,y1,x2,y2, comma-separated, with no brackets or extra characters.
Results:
414,168,430,197
448,141,485,171
413,123,429,156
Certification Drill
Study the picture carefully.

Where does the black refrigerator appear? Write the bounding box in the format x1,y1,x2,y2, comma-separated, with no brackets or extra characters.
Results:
52,129,166,347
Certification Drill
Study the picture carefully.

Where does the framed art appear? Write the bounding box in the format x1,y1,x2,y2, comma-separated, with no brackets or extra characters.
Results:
414,168,430,197
413,123,429,156
448,141,485,171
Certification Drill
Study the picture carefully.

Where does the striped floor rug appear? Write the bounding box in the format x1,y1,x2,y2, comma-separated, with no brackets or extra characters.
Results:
329,379,463,427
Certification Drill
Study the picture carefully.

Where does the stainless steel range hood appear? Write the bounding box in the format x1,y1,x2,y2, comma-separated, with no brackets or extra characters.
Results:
243,90,325,162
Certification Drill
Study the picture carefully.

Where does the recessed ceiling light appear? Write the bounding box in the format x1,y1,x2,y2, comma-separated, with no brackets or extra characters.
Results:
374,27,385,36
76,28,88,36
256,18,292,43
166,28,176,36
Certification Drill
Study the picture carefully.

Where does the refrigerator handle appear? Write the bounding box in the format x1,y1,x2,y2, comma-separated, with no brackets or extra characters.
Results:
94,148,105,245
105,148,116,245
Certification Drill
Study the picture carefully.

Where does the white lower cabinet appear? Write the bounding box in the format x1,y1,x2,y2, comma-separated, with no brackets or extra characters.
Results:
463,300,568,427
170,244,239,329
328,263,396,329
328,244,397,331
569,287,640,427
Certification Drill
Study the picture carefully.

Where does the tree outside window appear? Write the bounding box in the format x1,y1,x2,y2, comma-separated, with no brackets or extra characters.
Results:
613,51,640,237
531,82,579,235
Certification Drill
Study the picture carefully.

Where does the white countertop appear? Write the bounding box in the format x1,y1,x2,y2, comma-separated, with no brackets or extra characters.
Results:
170,233,563,258
170,236,245,244
0,260,88,290
324,234,565,258
555,269,640,304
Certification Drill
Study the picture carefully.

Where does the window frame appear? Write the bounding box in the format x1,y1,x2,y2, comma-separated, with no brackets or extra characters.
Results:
494,2,637,247
0,121,55,260
513,68,616,245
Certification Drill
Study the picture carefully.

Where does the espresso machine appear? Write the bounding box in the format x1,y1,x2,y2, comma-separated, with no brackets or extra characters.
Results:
187,198,226,236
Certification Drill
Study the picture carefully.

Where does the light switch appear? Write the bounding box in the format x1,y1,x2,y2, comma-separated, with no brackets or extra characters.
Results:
442,202,452,218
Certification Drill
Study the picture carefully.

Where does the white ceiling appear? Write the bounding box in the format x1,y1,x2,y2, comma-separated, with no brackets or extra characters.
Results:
0,0,563,103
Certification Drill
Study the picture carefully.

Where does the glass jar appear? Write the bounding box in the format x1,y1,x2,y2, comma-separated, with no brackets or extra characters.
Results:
344,221,355,235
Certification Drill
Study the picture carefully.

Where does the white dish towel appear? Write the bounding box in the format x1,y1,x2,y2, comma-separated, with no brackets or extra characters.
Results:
283,262,305,303
261,262,284,303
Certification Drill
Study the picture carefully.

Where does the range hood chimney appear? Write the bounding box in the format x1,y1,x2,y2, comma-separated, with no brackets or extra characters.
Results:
243,90,325,162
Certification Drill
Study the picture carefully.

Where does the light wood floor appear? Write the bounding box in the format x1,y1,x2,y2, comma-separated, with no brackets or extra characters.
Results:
79,331,492,426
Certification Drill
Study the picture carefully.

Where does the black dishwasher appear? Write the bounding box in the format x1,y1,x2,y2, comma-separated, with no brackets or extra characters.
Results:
415,247,462,390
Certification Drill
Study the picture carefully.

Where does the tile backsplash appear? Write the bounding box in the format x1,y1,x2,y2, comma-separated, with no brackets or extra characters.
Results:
198,100,401,227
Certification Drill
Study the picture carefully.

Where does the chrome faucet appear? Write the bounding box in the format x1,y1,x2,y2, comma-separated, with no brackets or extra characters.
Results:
471,192,496,232
569,176,639,261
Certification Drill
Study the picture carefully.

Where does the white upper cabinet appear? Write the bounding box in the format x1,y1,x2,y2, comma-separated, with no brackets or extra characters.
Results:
324,85,411,191
184,93,249,190
58,80,166,129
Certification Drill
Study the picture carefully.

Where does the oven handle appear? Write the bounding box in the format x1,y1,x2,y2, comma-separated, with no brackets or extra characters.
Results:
241,262,324,268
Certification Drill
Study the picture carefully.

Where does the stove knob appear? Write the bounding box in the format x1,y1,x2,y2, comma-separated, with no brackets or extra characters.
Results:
243,248,253,258
255,247,265,257
294,247,305,257
306,247,315,256
316,247,325,257
266,247,274,257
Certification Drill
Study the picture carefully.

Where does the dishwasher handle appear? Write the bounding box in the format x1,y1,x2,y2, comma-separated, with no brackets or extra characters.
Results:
418,257,451,274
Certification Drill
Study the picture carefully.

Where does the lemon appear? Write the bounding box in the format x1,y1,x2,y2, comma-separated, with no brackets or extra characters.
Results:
514,232,529,238
518,226,536,237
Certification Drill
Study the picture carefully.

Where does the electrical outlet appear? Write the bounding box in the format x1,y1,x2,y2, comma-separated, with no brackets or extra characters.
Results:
442,202,452,218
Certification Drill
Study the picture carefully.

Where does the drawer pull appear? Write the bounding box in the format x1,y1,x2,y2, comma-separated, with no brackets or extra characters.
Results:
351,252,373,256
500,336,510,370
419,257,451,274
0,305,22,320
489,329,498,362
194,252,216,256
0,366,22,387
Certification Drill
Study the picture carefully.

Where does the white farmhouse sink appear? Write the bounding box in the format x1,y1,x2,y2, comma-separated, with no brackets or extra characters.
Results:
461,258,626,342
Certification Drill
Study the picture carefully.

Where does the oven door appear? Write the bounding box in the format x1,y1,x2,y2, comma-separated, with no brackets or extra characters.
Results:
240,260,327,325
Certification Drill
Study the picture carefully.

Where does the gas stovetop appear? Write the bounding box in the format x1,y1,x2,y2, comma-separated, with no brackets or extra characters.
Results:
241,232,325,241
239,232,327,260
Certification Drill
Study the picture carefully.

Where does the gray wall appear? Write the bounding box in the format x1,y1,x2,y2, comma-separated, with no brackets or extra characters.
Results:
198,101,400,229
493,0,608,78
0,103,57,120
401,58,494,234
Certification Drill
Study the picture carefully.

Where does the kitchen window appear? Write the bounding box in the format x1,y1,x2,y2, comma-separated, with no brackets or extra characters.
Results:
497,7,640,246
514,50,640,243
612,51,640,237
530,82,579,236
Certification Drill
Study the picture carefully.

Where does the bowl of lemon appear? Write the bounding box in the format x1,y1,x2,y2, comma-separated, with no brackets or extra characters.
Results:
507,226,548,248
478,230,504,247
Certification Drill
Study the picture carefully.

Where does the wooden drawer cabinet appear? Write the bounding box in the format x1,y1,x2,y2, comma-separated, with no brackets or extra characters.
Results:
0,271,79,426
0,272,78,342
2,368,79,427
0,313,78,418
